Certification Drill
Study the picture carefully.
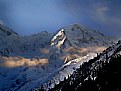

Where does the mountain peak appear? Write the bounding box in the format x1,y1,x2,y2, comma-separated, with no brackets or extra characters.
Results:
0,23,119,91
51,24,114,49
0,24,18,37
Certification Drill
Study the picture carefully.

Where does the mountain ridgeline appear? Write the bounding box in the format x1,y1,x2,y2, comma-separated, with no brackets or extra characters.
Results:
0,24,115,58
38,40,121,91
0,23,119,91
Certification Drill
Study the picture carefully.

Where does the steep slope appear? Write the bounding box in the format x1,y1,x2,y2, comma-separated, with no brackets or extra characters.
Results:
38,40,121,91
0,24,118,91
0,24,53,57
50,24,116,63
0,24,116,58
51,24,114,48
0,24,18,37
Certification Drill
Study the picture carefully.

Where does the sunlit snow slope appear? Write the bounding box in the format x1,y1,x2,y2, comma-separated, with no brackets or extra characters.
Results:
0,23,118,91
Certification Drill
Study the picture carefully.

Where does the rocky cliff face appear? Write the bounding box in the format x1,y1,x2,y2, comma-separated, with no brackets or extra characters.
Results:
0,23,116,57
0,23,118,91
51,24,114,49
0,24,53,57
50,24,116,62
38,40,121,91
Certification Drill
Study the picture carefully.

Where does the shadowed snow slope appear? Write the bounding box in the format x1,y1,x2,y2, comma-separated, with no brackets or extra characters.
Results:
0,23,118,91
37,40,121,91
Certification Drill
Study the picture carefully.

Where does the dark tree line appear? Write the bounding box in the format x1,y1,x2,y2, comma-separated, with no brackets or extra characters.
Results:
37,41,121,91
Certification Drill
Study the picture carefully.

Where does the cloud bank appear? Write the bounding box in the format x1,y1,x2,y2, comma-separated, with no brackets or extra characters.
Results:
0,57,48,67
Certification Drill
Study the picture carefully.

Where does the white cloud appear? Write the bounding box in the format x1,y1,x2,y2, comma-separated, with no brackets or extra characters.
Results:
95,6,109,22
96,6,121,27
91,3,121,29
90,2,109,23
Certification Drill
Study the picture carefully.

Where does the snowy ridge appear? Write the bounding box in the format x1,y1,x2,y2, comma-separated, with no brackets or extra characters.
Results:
34,53,97,90
38,40,121,91
0,23,118,91
0,23,116,57
51,24,115,49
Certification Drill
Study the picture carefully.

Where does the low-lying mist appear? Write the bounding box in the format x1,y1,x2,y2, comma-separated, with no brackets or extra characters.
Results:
0,56,48,67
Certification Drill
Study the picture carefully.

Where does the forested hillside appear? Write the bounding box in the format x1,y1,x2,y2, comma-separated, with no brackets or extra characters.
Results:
38,40,121,91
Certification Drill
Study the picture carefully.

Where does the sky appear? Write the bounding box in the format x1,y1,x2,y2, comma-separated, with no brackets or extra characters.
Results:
0,0,121,36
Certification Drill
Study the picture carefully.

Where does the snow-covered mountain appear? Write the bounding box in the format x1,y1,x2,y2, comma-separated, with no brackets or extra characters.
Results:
0,24,54,57
50,24,116,63
37,40,121,91
0,23,116,57
0,23,118,91
51,24,113,49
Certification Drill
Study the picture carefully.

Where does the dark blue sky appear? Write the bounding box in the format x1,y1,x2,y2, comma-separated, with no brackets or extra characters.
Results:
0,0,121,36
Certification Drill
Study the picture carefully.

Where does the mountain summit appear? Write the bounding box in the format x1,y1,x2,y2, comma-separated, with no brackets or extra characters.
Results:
50,24,116,62
0,24,18,37
0,23,118,91
0,23,116,58
51,24,114,49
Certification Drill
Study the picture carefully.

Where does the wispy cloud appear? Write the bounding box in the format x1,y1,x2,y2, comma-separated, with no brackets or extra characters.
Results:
0,0,121,36
88,2,121,36
0,57,49,67
92,2,121,27
95,6,109,22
